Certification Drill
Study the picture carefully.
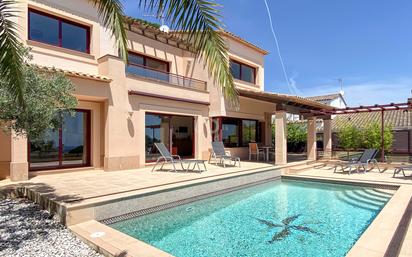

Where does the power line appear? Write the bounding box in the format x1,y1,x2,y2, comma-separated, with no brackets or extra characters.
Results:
263,0,296,94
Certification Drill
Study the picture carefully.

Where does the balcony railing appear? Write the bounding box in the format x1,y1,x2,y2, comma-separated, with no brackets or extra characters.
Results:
126,64,207,92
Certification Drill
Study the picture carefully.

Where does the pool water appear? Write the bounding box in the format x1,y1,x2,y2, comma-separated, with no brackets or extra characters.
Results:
110,179,393,257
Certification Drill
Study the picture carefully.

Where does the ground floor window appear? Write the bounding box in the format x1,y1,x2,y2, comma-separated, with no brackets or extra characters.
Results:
212,117,261,147
222,118,240,147
28,110,90,170
145,113,194,162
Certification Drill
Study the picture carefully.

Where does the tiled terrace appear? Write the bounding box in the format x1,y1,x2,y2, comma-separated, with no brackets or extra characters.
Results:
2,160,412,257
0,161,288,208
292,161,412,186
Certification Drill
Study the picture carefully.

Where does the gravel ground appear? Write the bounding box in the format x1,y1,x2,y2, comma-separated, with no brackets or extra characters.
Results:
0,198,102,257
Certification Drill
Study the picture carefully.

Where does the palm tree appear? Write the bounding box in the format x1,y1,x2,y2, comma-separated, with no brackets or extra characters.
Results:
0,1,25,105
0,0,237,107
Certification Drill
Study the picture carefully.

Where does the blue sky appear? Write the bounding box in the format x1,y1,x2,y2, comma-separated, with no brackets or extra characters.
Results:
122,0,412,106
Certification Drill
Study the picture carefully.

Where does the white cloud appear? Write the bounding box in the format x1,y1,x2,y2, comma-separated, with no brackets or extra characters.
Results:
288,76,302,96
301,79,412,106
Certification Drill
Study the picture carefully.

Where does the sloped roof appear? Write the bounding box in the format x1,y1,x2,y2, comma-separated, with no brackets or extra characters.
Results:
289,109,412,132
306,92,347,106
238,88,334,112
127,17,269,55
125,17,194,51
306,93,341,102
218,30,269,55
35,65,111,82
333,109,412,130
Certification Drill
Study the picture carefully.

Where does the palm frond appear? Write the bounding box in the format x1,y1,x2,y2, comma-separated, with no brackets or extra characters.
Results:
89,0,128,61
0,0,25,105
140,0,238,105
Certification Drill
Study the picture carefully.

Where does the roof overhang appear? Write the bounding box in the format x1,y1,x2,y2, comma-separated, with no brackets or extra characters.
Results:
34,65,111,82
218,30,269,55
125,18,194,52
237,88,334,115
128,90,210,106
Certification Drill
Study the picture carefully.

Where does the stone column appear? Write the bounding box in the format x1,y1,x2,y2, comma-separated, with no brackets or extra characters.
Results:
307,117,317,161
264,112,273,146
10,133,29,181
99,55,140,171
275,111,287,165
323,118,332,159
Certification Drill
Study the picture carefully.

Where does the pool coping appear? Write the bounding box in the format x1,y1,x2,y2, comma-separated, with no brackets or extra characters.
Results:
71,176,412,257
69,220,173,257
64,165,284,225
100,177,281,225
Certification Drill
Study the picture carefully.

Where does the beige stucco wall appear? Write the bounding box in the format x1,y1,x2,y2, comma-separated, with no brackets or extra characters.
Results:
1,0,276,180
224,35,265,92
17,0,117,75
0,131,12,179
209,35,266,117
223,97,276,159
129,95,211,166
0,130,28,180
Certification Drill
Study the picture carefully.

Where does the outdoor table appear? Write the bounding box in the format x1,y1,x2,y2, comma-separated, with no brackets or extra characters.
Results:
260,146,273,162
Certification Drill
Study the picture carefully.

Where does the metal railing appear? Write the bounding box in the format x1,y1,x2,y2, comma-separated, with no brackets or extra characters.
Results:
126,64,207,92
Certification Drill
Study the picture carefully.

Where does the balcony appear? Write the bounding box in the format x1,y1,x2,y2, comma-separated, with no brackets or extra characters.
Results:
126,64,207,92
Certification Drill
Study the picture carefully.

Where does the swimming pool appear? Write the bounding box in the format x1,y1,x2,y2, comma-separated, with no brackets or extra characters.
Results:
110,179,394,257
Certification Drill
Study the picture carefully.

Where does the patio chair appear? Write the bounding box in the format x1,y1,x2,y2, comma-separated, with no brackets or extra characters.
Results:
334,149,380,174
249,143,265,161
393,165,412,177
151,143,207,173
210,142,241,167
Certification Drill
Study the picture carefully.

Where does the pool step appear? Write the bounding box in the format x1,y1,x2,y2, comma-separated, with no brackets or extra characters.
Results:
335,188,394,212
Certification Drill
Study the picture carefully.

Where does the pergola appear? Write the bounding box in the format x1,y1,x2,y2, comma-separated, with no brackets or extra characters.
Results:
302,101,412,162
238,88,411,164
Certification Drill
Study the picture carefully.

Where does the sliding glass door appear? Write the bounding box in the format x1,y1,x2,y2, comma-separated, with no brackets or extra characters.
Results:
145,113,194,162
29,110,90,170
145,114,171,162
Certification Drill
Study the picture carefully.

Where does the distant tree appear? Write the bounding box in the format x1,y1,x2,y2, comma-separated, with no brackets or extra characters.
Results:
287,123,307,152
337,125,361,158
272,123,307,152
361,122,393,151
0,62,77,140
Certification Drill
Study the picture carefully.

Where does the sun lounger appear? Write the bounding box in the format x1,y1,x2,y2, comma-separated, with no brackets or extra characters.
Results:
151,143,207,173
210,142,241,167
393,165,412,177
334,149,380,174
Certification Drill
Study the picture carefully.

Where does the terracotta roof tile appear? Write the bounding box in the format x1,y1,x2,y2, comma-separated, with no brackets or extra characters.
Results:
218,30,269,55
332,110,412,131
35,65,111,82
238,88,333,110
290,109,412,132
306,93,341,102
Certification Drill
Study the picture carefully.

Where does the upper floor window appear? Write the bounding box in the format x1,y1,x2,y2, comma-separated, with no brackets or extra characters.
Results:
28,9,90,53
127,52,170,82
230,60,256,84
128,52,169,72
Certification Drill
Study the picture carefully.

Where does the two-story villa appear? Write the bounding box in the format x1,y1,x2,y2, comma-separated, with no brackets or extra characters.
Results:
0,0,332,181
